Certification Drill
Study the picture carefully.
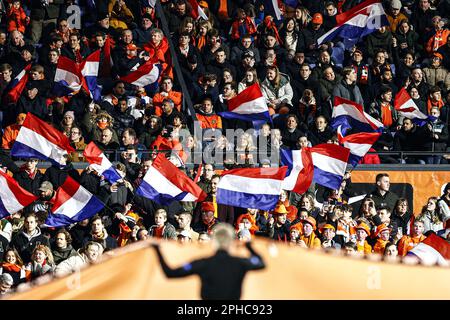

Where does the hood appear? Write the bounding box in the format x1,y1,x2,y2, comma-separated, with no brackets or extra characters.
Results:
21,227,42,241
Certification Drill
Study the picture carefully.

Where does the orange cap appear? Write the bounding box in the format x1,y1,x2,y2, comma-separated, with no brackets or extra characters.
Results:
300,216,317,230
312,13,323,24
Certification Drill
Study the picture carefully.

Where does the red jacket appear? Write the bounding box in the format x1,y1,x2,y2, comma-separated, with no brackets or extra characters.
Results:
231,17,257,40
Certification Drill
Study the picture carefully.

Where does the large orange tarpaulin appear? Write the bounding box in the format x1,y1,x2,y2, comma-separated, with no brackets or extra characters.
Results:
352,170,450,215
8,240,450,300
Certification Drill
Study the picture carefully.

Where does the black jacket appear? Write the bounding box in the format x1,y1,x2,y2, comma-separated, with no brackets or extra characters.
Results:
43,164,80,190
13,169,44,196
30,0,63,20
296,26,326,59
366,190,399,212
154,242,265,300
17,95,49,121
10,228,50,264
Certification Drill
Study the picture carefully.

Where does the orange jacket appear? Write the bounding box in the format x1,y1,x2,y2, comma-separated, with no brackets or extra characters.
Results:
373,239,389,254
356,240,372,254
152,91,182,116
196,113,222,129
143,37,172,78
397,234,426,256
2,124,20,149
426,29,450,53
7,7,28,34
299,232,321,249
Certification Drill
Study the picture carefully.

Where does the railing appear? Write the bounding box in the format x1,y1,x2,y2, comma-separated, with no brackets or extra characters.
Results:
8,150,450,170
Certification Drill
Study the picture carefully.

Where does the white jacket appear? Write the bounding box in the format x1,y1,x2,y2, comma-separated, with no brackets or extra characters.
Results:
54,252,88,277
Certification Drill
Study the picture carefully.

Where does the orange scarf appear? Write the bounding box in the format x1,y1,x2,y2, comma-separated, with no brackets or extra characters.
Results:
218,0,228,20
381,103,393,127
427,97,444,114
196,35,206,51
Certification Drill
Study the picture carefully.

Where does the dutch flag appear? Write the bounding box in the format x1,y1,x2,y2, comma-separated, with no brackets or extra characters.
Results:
310,143,350,190
0,170,37,219
83,142,122,184
45,176,104,227
219,83,271,124
216,167,288,211
11,113,75,167
317,0,389,48
332,96,384,135
136,153,207,205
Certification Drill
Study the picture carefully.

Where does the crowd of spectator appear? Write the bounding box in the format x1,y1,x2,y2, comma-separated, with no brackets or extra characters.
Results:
0,0,448,296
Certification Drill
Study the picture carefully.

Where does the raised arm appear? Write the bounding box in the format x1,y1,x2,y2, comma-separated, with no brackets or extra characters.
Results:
152,244,197,278
243,242,266,271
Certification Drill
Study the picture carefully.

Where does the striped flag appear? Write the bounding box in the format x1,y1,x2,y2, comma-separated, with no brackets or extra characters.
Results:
136,153,206,205
11,113,74,167
0,170,37,219
219,83,271,123
337,126,381,167
217,167,288,211
317,0,389,48
45,176,104,227
332,96,384,135
6,64,31,104
394,87,432,126
280,148,314,194
310,144,350,190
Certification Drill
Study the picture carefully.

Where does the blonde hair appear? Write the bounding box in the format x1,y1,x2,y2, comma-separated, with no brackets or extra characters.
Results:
32,245,54,265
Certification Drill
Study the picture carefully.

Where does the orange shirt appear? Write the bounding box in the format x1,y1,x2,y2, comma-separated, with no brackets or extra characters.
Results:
196,113,222,129
152,91,182,116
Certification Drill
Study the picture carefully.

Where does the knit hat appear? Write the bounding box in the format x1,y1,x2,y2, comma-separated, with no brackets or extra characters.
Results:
201,202,215,213
63,111,75,119
391,0,402,10
38,181,53,192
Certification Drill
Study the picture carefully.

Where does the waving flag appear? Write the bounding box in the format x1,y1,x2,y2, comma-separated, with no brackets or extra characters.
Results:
11,113,75,166
317,0,389,48
280,148,314,194
6,64,31,104
80,50,101,101
187,0,208,20
83,142,122,183
332,96,383,135
53,50,101,99
219,83,271,124
265,0,283,21
45,176,104,227
0,170,37,219
311,144,350,190
407,233,450,266
394,87,432,126
120,61,161,88
136,153,206,204
53,55,83,96
217,167,288,211
337,126,381,167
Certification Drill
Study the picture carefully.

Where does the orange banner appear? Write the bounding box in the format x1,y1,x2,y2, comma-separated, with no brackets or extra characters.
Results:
9,240,450,300
351,170,450,215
